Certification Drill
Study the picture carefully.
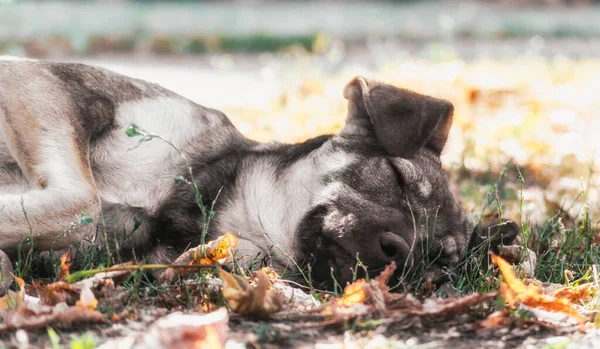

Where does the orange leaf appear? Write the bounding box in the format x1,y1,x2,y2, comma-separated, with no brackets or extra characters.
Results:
334,279,367,307
59,250,71,280
492,253,585,323
39,281,79,306
206,233,239,263
552,284,594,303
161,233,240,282
0,275,24,311
76,286,98,311
491,254,526,293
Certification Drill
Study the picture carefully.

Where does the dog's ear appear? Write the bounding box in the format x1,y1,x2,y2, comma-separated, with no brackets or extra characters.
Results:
341,76,454,158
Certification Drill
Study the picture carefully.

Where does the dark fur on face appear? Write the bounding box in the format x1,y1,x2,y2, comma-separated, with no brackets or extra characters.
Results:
293,78,471,288
153,76,518,289
141,76,519,289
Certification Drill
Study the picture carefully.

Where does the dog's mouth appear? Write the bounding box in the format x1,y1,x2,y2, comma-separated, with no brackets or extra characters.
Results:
302,235,359,289
303,235,426,290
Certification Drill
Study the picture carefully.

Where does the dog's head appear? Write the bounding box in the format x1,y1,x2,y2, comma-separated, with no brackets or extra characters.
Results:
295,77,469,288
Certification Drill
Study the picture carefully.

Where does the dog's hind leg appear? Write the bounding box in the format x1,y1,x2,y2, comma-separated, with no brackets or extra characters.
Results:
0,85,102,259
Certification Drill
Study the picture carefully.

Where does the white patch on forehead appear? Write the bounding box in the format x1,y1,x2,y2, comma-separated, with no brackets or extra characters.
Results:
419,178,432,198
91,96,205,213
323,210,357,238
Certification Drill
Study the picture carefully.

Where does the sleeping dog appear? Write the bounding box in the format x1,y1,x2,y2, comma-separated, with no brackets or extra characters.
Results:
0,59,518,291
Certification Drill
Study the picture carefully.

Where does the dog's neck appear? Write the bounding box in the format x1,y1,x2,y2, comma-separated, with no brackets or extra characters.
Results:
208,135,355,269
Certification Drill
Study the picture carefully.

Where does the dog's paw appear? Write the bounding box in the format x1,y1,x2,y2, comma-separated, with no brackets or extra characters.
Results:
470,218,520,253
468,218,528,272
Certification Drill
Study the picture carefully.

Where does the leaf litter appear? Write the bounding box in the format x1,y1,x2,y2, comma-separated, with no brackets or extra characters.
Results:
2,229,600,347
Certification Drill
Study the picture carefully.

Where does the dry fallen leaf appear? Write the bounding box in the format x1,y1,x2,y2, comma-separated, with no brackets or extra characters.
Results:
0,275,24,311
204,233,239,264
160,233,239,283
478,310,512,330
59,250,71,281
256,266,280,280
76,286,98,311
0,302,104,331
219,269,283,319
328,262,397,311
333,279,367,307
322,263,406,317
320,262,493,325
72,261,135,291
491,253,585,324
551,283,594,304
37,281,79,306
408,292,498,320
97,308,229,349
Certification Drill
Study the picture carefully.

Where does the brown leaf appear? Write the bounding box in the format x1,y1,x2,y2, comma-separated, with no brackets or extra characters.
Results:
0,250,14,294
407,292,498,320
492,253,585,323
97,309,229,349
0,302,104,331
255,266,280,280
322,263,406,316
551,284,594,304
477,310,511,330
38,281,79,306
219,269,283,319
58,250,71,281
160,233,239,283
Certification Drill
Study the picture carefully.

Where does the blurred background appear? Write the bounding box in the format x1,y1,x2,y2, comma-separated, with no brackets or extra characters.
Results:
1,0,599,225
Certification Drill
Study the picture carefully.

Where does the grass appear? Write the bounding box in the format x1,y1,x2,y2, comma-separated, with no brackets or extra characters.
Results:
453,161,598,291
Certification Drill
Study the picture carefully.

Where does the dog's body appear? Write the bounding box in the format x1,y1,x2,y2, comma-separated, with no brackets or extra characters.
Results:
0,59,517,290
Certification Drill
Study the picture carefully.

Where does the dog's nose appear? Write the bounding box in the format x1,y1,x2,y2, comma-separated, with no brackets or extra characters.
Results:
376,232,416,267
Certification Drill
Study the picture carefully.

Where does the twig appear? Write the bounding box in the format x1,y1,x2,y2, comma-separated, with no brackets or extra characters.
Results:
65,263,218,283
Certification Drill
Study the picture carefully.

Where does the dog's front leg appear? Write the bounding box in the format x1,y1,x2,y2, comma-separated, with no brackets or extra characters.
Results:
0,103,102,258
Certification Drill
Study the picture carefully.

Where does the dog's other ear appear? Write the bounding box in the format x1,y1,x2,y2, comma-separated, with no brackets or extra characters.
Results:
341,76,454,158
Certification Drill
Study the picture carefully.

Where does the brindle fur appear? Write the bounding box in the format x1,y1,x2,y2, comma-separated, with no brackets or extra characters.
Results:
0,59,518,291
